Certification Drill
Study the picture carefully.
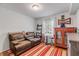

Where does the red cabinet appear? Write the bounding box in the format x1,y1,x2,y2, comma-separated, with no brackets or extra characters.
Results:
54,27,76,48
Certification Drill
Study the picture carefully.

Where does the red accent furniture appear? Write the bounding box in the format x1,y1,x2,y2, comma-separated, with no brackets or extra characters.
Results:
54,27,76,48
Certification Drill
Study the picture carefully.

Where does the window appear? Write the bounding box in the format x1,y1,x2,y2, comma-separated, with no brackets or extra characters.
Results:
43,17,55,37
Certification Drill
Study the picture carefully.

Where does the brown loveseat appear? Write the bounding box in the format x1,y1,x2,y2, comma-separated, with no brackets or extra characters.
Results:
9,32,41,56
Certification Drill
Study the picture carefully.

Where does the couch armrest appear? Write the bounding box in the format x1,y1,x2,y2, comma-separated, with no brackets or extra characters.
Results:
9,42,17,55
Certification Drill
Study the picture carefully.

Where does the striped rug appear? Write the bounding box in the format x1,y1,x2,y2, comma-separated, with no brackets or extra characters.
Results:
20,43,67,56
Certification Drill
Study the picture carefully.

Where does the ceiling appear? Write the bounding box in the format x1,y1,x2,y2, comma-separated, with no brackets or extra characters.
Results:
0,3,79,18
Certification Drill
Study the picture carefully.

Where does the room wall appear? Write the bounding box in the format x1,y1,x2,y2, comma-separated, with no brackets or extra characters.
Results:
35,12,76,34
76,9,79,29
0,7,35,52
55,12,76,27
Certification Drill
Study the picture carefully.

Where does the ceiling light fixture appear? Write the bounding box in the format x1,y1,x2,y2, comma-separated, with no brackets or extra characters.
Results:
32,4,40,10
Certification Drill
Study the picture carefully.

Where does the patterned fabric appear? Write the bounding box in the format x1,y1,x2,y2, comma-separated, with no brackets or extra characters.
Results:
7,43,67,56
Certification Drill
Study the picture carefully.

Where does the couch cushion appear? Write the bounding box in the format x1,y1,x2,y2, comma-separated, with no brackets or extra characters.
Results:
27,36,34,39
25,34,34,40
10,33,25,41
13,34,24,39
11,39,25,45
11,41,19,45
15,40,31,50
28,38,40,42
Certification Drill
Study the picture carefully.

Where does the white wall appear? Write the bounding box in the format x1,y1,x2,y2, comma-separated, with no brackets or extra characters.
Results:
67,9,79,42
35,12,76,34
55,12,76,27
76,9,79,29
0,7,35,52
36,12,76,28
35,16,56,34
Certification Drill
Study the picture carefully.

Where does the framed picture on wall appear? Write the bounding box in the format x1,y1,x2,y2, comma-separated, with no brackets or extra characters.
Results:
58,17,71,25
